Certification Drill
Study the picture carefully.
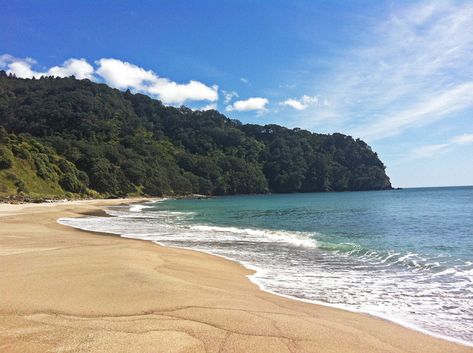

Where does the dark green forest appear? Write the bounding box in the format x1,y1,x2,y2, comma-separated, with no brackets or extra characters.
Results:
0,71,391,199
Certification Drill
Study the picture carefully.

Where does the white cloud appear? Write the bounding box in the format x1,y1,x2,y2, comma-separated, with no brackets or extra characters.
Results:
296,1,473,141
0,55,94,80
0,54,13,66
95,58,155,90
96,58,218,105
226,97,268,112
281,99,305,110
409,133,473,159
240,77,250,84
6,60,37,78
410,143,450,159
199,103,218,111
150,80,218,105
356,83,473,140
0,55,219,105
46,58,94,80
0,54,37,78
451,133,473,145
280,95,318,110
222,90,239,104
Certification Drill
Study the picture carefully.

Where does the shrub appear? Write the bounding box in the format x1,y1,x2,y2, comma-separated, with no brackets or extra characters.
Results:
0,146,14,169
60,173,86,193
33,153,52,179
0,126,9,144
4,171,18,181
15,178,28,193
58,159,76,174
77,171,89,186
11,144,31,159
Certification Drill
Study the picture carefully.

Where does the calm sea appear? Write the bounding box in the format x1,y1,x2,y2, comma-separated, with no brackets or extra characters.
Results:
59,186,473,345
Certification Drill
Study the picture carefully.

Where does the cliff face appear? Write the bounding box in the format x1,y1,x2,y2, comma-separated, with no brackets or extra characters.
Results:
0,72,391,199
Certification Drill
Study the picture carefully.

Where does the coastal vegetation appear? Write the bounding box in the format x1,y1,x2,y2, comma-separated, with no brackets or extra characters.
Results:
0,71,391,199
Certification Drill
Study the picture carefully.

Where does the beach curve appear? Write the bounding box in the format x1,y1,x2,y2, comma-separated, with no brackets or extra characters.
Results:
0,199,472,353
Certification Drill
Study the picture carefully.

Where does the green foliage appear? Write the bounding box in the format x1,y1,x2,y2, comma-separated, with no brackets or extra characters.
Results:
11,143,31,159
15,178,28,193
0,72,391,198
0,146,13,169
0,126,9,144
0,131,89,197
57,160,88,193
33,153,53,179
60,173,86,193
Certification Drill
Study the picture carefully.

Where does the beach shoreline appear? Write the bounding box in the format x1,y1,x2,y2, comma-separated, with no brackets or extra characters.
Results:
0,199,471,353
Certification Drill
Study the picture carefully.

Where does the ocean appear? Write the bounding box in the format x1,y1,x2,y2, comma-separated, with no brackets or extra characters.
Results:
59,186,473,346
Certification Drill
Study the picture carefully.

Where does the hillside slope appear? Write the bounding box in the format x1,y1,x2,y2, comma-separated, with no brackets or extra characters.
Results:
0,72,391,199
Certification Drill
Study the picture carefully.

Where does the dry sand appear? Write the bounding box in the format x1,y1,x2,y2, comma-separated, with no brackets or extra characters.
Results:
0,199,471,353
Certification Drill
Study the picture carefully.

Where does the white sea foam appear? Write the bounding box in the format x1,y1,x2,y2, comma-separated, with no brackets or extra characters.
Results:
189,225,317,247
129,204,153,212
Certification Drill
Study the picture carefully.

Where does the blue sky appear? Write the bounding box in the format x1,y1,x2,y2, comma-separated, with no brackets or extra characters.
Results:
1,0,472,187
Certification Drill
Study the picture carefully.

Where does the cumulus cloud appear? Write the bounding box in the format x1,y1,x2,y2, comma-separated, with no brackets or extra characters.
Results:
6,59,37,78
226,97,268,112
0,54,37,78
222,90,239,104
410,133,473,159
240,77,250,84
152,80,218,105
199,103,218,111
1,55,219,105
0,54,12,66
280,95,318,110
95,58,218,105
0,55,94,80
47,59,95,80
95,58,155,90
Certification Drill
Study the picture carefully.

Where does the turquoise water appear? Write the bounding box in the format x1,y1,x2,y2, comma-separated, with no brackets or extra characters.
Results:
161,187,473,262
59,186,473,345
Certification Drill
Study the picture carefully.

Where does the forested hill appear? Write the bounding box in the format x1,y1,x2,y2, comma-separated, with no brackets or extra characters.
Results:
0,71,391,199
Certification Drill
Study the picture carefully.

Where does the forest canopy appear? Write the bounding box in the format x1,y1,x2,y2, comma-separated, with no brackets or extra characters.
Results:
0,71,391,199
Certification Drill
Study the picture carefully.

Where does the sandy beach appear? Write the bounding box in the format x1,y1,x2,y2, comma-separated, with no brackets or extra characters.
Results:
0,199,471,353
